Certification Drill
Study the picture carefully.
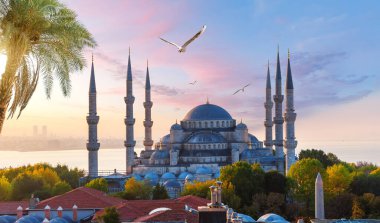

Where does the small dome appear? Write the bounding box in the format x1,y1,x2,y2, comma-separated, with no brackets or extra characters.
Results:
195,166,212,175
178,172,190,180
132,173,143,181
163,180,181,188
236,122,247,130
185,174,194,181
161,172,176,180
150,150,169,160
257,213,289,223
237,213,256,223
170,123,182,130
144,172,159,185
183,103,233,121
0,215,16,223
187,132,226,144
162,134,171,144
249,134,259,143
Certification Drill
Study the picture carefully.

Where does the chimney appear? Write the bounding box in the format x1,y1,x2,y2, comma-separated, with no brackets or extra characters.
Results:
72,204,78,221
216,181,222,205
44,205,51,220
57,206,63,218
210,186,216,206
29,194,39,209
42,218,50,223
198,181,226,223
16,206,23,219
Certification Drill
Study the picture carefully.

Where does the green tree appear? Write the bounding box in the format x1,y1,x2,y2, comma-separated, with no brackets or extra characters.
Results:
181,180,214,198
288,158,325,214
54,164,84,188
0,0,96,133
10,172,44,200
220,161,264,206
0,176,11,200
152,183,169,200
221,182,241,210
97,207,120,223
123,178,152,200
85,178,108,192
325,164,352,196
264,170,287,194
31,167,60,188
370,168,380,177
52,181,72,196
325,193,354,219
299,149,340,168
352,197,366,219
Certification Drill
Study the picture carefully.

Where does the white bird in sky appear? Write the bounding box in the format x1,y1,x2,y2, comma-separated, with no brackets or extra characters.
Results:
160,25,206,53
233,84,251,95
189,80,197,85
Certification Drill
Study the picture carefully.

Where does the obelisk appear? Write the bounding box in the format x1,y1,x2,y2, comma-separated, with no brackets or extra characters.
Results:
315,172,325,219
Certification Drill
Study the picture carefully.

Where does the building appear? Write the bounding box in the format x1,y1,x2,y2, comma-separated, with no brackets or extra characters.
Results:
86,47,297,193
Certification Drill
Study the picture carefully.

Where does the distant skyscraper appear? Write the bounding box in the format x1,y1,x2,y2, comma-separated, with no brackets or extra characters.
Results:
125,49,136,174
86,55,100,177
42,125,47,138
33,125,38,137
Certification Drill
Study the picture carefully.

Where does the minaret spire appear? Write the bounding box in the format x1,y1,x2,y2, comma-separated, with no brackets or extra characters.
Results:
284,49,297,174
264,60,273,149
143,60,153,150
125,48,136,174
273,46,285,174
87,56,100,177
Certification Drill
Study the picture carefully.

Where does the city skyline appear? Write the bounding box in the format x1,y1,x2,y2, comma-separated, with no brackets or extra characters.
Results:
0,1,379,164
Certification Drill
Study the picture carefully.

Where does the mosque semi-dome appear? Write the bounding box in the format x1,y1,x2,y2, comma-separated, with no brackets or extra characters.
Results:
183,103,233,121
187,132,226,144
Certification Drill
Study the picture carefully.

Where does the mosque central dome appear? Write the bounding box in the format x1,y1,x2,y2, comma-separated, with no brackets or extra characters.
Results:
183,103,233,121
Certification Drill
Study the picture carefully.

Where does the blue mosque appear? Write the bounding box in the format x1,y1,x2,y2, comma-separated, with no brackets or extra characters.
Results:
85,48,297,197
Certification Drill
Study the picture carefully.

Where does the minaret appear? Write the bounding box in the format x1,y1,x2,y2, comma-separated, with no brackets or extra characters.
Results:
143,61,153,150
273,47,285,174
86,55,100,177
124,49,136,174
264,61,273,149
284,49,297,174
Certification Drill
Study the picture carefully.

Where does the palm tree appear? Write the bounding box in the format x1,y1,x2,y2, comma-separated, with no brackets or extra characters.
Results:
0,0,96,133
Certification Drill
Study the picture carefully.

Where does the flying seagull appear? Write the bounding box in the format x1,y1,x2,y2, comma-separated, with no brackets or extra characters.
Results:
233,84,251,95
189,80,197,85
160,25,206,53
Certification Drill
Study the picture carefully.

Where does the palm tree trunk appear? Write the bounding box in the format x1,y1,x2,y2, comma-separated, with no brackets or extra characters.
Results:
0,38,27,133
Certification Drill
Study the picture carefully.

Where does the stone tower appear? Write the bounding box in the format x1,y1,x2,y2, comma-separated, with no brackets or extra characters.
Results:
143,61,153,150
284,50,297,174
86,55,100,177
273,47,285,174
125,49,136,174
264,61,273,149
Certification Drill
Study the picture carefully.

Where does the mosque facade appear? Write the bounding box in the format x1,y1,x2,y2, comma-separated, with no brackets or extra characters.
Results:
86,48,297,196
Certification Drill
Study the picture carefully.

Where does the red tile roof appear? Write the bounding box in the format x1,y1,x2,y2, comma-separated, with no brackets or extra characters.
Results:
35,187,124,209
0,200,28,215
94,195,209,223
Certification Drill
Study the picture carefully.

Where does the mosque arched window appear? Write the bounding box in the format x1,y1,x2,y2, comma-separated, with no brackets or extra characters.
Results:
216,121,219,127
210,121,214,127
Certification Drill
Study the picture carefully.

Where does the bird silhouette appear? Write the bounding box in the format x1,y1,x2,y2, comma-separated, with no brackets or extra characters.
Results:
232,84,250,95
160,25,206,53
189,80,197,85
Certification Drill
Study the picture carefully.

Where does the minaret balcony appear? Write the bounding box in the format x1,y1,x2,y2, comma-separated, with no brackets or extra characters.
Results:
264,140,273,147
86,116,99,124
143,101,153,108
124,96,135,104
273,139,284,146
264,120,273,127
284,113,297,122
124,118,135,125
144,139,154,147
124,140,136,147
273,117,284,124
284,140,297,149
86,142,100,151
143,120,153,127
273,95,284,102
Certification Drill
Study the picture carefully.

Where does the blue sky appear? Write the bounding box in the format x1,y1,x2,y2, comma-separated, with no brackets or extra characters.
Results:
1,0,380,162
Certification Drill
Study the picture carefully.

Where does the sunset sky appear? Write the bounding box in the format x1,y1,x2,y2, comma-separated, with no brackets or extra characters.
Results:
1,1,379,162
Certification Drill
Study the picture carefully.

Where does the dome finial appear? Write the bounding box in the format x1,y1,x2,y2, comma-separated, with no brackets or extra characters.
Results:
240,118,242,124
176,119,178,124
206,97,209,104
92,52,94,63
